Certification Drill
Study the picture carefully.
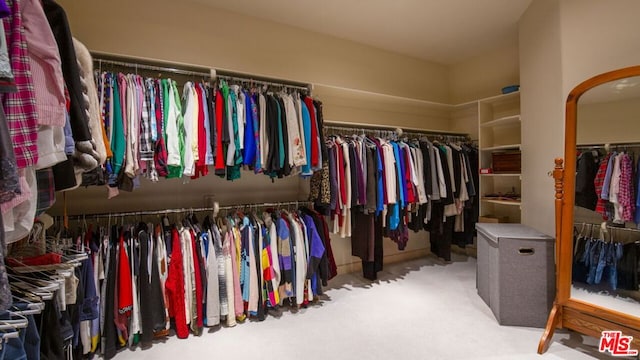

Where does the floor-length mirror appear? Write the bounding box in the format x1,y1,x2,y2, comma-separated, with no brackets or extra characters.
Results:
573,75,640,317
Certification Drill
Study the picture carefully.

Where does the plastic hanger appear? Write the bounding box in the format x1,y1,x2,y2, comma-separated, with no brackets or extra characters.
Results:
10,294,44,316
0,329,21,343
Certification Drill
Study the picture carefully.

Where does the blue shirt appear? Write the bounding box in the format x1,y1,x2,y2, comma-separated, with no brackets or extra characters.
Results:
300,101,313,176
601,152,616,200
392,142,405,209
242,90,256,166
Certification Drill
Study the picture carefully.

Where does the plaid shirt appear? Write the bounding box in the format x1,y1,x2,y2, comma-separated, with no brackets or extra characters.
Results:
594,153,611,217
139,76,153,161
35,167,54,216
3,0,39,168
153,79,168,177
618,153,635,221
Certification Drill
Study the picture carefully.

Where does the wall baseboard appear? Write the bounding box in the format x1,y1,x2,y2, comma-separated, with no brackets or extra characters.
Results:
336,248,430,275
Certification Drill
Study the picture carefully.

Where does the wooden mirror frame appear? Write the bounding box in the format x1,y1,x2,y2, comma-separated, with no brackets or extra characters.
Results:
538,65,640,354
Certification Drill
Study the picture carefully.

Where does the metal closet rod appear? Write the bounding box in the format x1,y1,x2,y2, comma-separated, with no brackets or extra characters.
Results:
94,57,211,78
323,124,469,141
216,73,311,92
577,141,640,150
63,200,313,220
92,54,312,92
574,221,640,235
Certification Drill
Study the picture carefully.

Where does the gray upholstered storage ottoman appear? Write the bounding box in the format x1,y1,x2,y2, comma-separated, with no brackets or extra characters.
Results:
476,223,555,328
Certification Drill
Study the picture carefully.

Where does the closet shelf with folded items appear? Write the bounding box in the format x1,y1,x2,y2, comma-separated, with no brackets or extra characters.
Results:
319,122,478,274
3,200,337,359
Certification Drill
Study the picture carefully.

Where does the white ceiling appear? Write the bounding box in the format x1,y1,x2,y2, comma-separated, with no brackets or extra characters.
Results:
193,0,532,65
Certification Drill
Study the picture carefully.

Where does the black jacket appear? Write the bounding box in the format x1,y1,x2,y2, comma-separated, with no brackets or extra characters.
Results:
42,0,92,142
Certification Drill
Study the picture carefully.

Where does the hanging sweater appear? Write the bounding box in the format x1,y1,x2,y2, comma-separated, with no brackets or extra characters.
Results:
276,216,293,301
165,228,188,338
263,214,280,307
138,227,167,344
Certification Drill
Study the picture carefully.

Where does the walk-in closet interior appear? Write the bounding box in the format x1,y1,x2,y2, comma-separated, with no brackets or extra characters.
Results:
1,0,640,359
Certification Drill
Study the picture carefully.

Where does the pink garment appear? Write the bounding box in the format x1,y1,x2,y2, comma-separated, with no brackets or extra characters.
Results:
21,0,65,126
2,0,39,168
619,153,635,221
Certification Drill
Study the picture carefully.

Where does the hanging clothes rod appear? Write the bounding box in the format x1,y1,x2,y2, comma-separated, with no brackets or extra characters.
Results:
577,141,640,150
216,73,311,92
323,120,467,136
94,57,212,78
91,52,313,92
574,221,640,236
323,122,469,141
63,200,313,220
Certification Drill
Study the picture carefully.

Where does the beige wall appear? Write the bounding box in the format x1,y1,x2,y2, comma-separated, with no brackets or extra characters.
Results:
54,0,454,271
518,0,564,236
449,44,520,104
578,98,640,145
519,0,640,236
59,0,451,129
559,0,640,97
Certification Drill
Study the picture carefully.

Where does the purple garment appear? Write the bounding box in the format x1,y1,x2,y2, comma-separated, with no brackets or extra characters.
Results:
353,144,366,205
302,214,326,261
63,111,74,155
276,217,292,271
328,145,338,212
302,214,326,296
0,0,9,18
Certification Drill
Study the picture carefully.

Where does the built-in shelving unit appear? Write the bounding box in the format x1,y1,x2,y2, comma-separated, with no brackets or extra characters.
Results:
478,91,521,223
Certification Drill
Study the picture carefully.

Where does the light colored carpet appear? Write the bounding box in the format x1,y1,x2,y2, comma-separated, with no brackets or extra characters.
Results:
113,253,614,360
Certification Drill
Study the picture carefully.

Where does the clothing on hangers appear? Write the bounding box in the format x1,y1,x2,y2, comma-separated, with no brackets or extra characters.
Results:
319,129,476,275
12,201,334,358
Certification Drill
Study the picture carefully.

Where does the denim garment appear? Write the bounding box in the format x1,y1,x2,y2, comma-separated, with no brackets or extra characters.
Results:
10,302,40,360
0,334,6,360
586,240,605,284
598,242,623,290
22,315,39,360
3,328,26,360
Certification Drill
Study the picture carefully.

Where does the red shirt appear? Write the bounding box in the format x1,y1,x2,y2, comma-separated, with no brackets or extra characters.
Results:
192,85,209,179
304,97,319,168
165,228,189,338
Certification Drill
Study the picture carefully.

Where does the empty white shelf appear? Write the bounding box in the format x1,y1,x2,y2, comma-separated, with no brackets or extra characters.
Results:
481,144,521,151
480,115,521,128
